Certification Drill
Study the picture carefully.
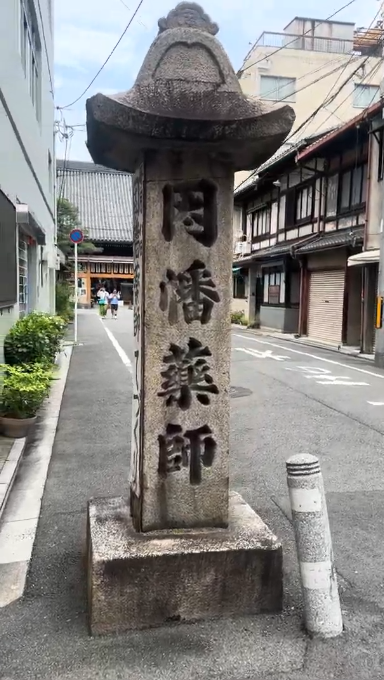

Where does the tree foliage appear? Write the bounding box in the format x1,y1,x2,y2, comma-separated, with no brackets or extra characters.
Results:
57,198,98,256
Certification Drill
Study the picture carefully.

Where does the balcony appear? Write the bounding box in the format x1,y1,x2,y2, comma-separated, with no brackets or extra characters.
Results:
254,31,354,55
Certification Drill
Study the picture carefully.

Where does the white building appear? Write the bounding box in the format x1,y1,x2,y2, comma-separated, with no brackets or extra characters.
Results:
0,0,56,360
235,17,384,190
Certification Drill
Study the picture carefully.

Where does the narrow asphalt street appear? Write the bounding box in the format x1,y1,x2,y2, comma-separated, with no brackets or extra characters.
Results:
0,308,384,679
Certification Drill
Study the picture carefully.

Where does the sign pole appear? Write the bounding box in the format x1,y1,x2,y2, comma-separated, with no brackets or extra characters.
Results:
74,241,78,344
69,227,83,345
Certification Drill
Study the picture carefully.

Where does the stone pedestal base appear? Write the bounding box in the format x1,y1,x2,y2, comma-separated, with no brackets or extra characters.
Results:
87,492,282,635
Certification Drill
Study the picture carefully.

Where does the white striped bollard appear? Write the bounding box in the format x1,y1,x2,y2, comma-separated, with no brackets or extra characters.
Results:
286,454,343,638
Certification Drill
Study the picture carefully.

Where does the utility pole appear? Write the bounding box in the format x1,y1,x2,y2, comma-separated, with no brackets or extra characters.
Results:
374,0,384,366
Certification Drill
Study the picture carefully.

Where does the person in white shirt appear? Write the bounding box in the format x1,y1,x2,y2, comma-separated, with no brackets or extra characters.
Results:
97,287,108,318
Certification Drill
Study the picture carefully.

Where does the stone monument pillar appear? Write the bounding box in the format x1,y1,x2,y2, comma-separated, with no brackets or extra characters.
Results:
86,2,294,635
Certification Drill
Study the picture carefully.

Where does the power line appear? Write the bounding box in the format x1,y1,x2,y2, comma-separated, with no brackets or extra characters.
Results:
57,120,74,204
269,56,360,107
239,0,357,75
299,4,383,136
311,60,383,134
35,0,54,95
117,0,147,28
235,54,374,192
250,54,355,104
283,55,373,145
58,0,145,110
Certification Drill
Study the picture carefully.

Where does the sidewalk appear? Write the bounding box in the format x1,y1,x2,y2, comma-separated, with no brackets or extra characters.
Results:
0,310,383,679
0,436,26,521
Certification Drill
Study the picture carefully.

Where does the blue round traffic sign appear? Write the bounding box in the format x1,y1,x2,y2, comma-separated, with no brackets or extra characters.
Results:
69,228,84,244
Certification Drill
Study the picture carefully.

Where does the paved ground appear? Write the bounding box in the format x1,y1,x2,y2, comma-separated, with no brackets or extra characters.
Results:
0,309,384,679
0,437,13,476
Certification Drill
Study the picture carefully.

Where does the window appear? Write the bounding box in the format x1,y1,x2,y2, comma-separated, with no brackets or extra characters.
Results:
0,194,18,309
378,130,384,182
353,84,380,109
260,76,296,102
295,184,313,222
18,233,28,316
233,275,246,299
20,0,41,119
263,270,285,305
326,174,338,216
339,164,367,211
251,206,270,239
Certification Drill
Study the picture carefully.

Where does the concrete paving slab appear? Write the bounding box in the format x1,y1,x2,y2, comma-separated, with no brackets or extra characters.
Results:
0,561,29,607
0,518,37,563
2,487,42,522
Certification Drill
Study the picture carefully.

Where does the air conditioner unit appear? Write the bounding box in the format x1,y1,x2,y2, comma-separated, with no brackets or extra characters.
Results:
234,241,243,254
241,242,251,255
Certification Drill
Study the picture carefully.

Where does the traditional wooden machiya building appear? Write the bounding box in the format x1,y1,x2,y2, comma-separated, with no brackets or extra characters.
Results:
233,100,384,353
56,160,133,306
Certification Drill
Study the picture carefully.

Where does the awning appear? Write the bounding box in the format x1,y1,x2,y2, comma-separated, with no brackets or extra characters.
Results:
16,204,46,245
347,250,380,267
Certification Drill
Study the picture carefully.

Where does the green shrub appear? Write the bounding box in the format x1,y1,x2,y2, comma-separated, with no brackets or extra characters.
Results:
56,281,74,322
4,312,66,366
231,311,245,324
0,364,51,419
231,311,248,326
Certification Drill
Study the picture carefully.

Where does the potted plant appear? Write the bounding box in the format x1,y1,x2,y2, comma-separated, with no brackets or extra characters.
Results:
4,312,66,367
0,364,51,438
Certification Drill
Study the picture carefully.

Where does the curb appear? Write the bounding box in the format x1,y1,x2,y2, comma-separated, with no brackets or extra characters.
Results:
0,438,27,522
0,345,73,607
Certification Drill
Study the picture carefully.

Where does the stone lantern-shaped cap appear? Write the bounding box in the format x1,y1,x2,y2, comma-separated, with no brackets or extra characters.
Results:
86,2,294,172
86,4,295,637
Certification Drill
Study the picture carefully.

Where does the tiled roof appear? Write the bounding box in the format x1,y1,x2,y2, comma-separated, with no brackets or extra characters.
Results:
56,160,133,243
297,101,383,162
234,143,296,197
253,236,305,258
234,127,338,199
232,227,364,266
296,226,364,253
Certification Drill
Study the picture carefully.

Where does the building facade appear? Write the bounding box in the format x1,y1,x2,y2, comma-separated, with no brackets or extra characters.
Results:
235,17,383,189
0,0,56,360
233,101,384,354
57,161,133,306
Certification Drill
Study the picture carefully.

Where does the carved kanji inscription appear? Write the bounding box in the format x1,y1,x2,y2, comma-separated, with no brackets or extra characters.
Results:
158,424,216,485
162,179,218,247
158,337,218,410
159,259,220,325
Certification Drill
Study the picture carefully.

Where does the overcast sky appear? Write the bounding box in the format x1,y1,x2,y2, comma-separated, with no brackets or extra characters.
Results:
54,0,381,162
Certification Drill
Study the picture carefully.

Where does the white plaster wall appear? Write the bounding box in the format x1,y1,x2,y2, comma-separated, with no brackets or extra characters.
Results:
0,0,55,358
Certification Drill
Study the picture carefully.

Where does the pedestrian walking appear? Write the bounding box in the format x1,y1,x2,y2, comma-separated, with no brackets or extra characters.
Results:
97,286,108,318
109,289,119,319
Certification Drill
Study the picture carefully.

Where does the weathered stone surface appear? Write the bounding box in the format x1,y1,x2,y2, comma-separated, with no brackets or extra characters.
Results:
86,4,287,631
130,151,232,532
86,4,295,173
87,492,283,635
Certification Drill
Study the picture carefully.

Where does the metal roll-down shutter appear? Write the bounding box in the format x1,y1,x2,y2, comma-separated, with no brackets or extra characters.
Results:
308,270,345,344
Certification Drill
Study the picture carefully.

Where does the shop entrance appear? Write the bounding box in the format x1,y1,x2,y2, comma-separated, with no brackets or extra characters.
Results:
90,277,133,305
